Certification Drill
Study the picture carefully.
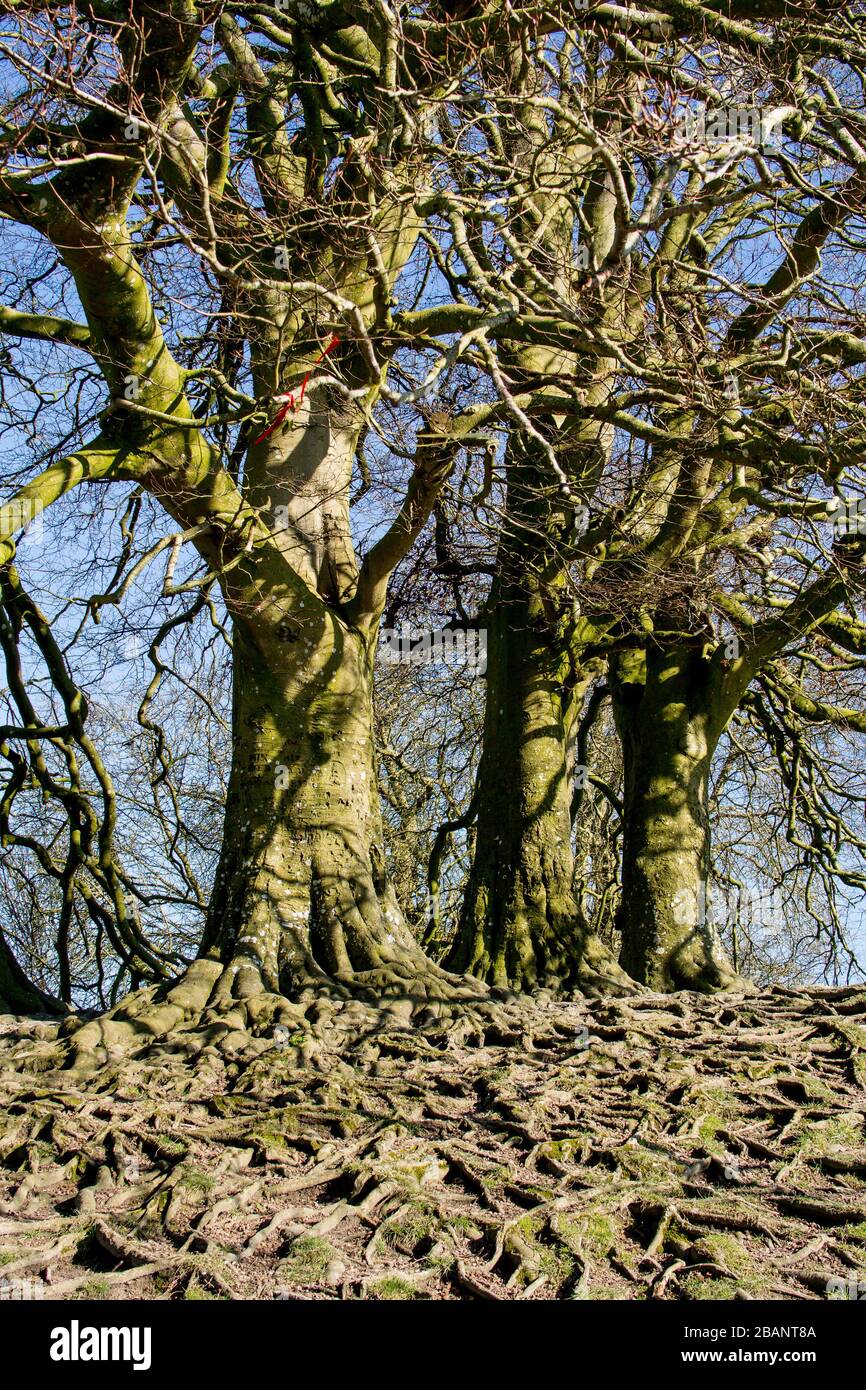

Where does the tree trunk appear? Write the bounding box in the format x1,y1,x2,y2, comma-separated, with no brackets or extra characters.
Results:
0,932,64,1016
447,575,629,995
65,408,484,1061
611,643,738,992
199,604,433,1004
67,596,455,1062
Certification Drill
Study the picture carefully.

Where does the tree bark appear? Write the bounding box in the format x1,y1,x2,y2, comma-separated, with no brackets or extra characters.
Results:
64,410,478,1060
611,642,738,992
0,931,64,1016
199,605,428,1002
447,566,630,996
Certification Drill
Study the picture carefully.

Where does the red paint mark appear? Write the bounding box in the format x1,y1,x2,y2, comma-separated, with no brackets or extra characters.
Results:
252,335,340,447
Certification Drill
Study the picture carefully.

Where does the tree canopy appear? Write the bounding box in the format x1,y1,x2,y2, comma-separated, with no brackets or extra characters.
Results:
0,1,865,1027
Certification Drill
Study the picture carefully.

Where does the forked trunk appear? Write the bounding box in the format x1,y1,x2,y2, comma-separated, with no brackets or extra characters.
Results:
65,399,478,1061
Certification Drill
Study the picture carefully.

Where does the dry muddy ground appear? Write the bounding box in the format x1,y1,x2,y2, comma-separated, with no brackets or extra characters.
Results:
1,985,866,1302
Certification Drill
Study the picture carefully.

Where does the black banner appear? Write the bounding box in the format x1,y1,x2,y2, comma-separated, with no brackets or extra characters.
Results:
2,1296,858,1378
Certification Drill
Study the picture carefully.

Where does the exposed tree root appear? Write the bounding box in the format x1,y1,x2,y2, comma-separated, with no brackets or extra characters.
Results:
664,927,749,995
1,986,865,1300
55,956,498,1072
575,930,643,999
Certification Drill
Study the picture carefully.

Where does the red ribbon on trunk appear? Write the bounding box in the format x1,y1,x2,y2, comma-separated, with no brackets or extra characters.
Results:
252,335,340,447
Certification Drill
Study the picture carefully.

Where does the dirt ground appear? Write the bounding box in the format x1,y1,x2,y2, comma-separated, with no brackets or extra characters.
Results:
1,984,865,1301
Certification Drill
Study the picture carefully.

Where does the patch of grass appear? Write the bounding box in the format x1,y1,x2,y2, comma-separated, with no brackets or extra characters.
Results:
536,1245,575,1288
367,1276,417,1300
252,1127,292,1155
538,1138,584,1165
512,1212,576,1289
616,1143,671,1181
178,1166,215,1194
681,1273,742,1300
447,1213,483,1239
154,1134,187,1156
480,1164,511,1191
279,1234,335,1286
79,1277,111,1300
427,1250,456,1272
554,1213,617,1260
695,1115,727,1155
689,1233,754,1277
382,1201,437,1253
583,1215,617,1259
184,1276,218,1300
795,1114,864,1157
685,1234,770,1297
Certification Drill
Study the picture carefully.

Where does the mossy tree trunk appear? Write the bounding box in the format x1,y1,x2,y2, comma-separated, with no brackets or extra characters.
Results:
610,640,739,992
0,932,65,1016
199,595,423,1001
446,574,578,989
183,396,465,1009
443,55,636,996
446,449,630,996
64,414,466,1057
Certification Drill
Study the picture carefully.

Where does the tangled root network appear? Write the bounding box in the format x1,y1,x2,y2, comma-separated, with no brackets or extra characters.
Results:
1,983,866,1301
